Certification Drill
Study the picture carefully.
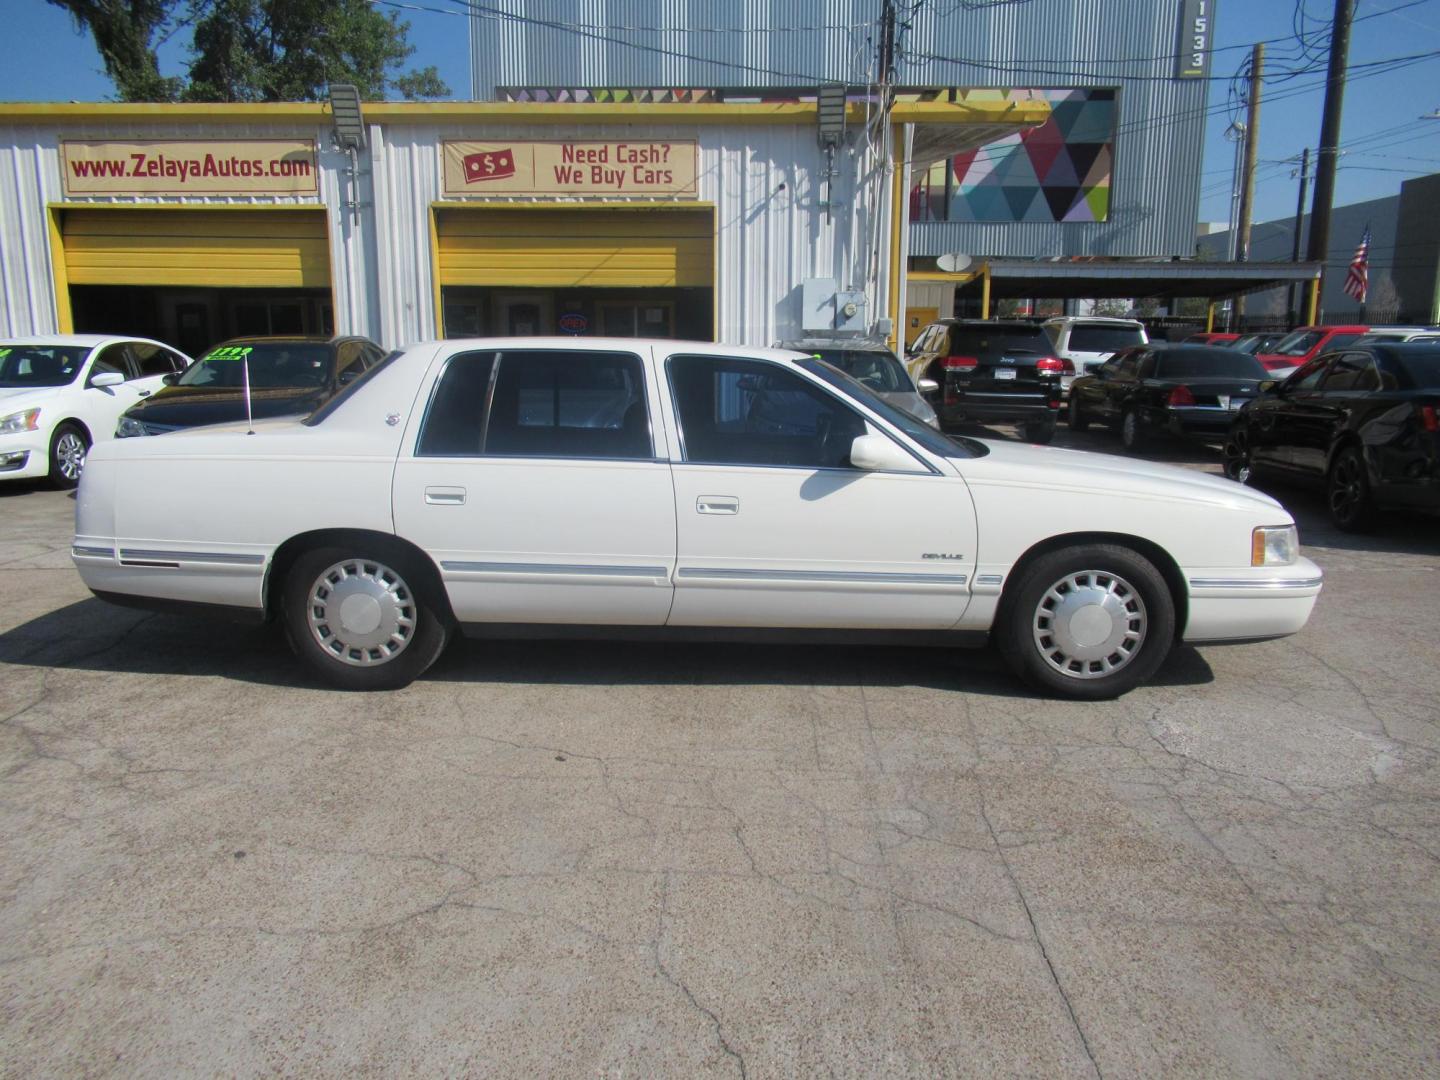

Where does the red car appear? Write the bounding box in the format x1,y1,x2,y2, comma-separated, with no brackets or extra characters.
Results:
1184,332,1240,346
1256,325,1370,376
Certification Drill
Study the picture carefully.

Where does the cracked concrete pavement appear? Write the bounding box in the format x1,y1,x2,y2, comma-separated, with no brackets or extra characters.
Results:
1,437,1438,1077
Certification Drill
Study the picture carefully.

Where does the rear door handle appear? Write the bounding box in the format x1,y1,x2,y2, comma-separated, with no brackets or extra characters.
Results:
425,486,467,505
696,495,738,515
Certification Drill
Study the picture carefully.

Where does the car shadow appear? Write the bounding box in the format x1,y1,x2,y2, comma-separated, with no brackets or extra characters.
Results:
0,598,1215,697
1246,476,1440,555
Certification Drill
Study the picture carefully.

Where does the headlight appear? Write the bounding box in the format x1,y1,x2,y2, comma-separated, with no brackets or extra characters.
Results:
115,416,152,438
0,408,40,435
1252,524,1298,566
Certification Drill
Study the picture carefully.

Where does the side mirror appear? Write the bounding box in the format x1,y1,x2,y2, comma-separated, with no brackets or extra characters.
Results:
89,371,125,389
1259,379,1278,393
162,373,179,386
917,377,939,395
850,433,927,473
338,369,360,386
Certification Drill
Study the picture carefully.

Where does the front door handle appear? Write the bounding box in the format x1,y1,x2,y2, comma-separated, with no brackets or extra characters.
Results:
425,486,467,506
696,495,739,515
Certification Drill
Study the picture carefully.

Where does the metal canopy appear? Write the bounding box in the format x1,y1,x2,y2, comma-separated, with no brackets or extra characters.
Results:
934,259,1324,301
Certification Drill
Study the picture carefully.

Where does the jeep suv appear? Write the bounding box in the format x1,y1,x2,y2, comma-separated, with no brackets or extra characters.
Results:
905,319,1067,443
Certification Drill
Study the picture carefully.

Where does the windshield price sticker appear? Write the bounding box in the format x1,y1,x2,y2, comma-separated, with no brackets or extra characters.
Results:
205,346,254,361
0,350,10,360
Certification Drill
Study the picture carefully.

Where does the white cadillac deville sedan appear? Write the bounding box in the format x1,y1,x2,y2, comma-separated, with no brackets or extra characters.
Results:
71,338,1322,698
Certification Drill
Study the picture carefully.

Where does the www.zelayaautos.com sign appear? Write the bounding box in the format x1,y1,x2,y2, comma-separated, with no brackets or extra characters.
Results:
61,140,319,196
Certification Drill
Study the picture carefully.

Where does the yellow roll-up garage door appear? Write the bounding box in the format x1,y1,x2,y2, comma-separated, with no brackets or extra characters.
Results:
61,208,330,288
436,208,713,288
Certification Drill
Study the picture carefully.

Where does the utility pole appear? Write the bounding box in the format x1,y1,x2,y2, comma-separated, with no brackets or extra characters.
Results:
1305,0,1356,321
1288,147,1311,325
1233,43,1264,325
878,0,896,86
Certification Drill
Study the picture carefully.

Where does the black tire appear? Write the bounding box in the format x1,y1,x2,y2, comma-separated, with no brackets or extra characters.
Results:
1120,407,1146,453
1067,396,1090,432
48,423,89,490
1327,445,1376,532
997,544,1176,700
1222,425,1252,483
282,546,452,690
1022,418,1056,445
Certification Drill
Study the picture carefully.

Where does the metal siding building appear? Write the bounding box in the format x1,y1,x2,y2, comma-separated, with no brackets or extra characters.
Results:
469,0,1210,258
0,103,928,349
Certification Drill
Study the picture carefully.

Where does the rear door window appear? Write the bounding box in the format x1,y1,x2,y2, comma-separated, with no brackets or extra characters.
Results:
130,342,184,377
485,350,651,459
1319,353,1380,392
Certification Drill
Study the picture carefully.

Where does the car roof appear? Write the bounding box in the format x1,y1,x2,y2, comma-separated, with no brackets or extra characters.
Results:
776,338,896,354
0,334,154,348
208,335,358,347
1042,316,1144,327
413,336,806,364
940,319,1048,329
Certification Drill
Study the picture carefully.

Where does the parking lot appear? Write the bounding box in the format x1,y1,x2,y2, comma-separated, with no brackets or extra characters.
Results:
1,428,1437,1077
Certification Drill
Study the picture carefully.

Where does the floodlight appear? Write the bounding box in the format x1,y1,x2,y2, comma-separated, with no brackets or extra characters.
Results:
327,84,366,150
817,84,847,148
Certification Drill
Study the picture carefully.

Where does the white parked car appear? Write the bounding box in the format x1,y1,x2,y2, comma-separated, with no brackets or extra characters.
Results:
0,335,191,488
72,338,1322,698
1043,316,1149,396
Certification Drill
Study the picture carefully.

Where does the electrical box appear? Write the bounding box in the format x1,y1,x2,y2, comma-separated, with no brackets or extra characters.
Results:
801,278,838,333
834,290,867,334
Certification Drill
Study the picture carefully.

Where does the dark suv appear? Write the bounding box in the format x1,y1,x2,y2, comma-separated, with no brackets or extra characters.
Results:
905,319,1068,443
116,335,387,438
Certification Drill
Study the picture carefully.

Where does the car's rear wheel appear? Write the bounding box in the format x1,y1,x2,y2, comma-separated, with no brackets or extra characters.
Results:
1222,426,1252,483
1327,446,1375,532
48,423,89,489
997,544,1175,700
1120,407,1146,452
1022,418,1055,444
1067,396,1090,432
282,546,451,690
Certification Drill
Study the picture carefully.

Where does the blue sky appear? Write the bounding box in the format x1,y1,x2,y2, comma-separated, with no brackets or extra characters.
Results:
6,1,1439,231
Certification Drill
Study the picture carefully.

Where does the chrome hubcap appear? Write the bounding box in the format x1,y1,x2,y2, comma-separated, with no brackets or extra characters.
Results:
306,558,416,666
1122,412,1137,444
1032,570,1147,680
56,432,86,481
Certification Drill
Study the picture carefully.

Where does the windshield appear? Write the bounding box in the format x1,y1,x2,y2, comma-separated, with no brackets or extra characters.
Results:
179,342,332,389
1270,330,1323,357
799,358,985,459
1068,325,1145,352
805,348,908,392
1155,350,1268,379
0,345,88,388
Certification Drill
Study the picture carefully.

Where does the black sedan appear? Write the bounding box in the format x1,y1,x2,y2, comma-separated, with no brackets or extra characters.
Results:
1068,344,1269,452
1223,343,1440,530
116,335,388,438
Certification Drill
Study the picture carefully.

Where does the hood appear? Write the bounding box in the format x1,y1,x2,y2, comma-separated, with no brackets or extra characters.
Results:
122,384,333,428
956,438,1284,514
0,386,61,413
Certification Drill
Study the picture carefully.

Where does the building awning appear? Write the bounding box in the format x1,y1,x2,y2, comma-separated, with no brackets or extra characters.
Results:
913,259,1324,301
891,100,1052,167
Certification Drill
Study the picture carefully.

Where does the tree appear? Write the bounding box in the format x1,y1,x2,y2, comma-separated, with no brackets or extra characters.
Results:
48,0,183,101
185,0,448,102
50,0,449,103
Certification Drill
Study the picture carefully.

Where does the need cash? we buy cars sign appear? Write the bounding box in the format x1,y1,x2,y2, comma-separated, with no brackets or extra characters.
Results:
441,140,698,198
61,140,319,196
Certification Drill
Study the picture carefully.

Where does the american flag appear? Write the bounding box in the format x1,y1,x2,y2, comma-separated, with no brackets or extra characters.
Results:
1343,227,1371,303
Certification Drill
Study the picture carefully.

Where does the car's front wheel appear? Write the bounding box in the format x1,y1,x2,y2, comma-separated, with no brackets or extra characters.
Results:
282,546,451,690
1067,396,1090,432
48,423,89,489
1222,426,1252,483
997,544,1175,700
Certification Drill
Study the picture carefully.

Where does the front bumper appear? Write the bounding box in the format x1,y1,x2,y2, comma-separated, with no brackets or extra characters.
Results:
0,434,51,480
1181,557,1323,643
